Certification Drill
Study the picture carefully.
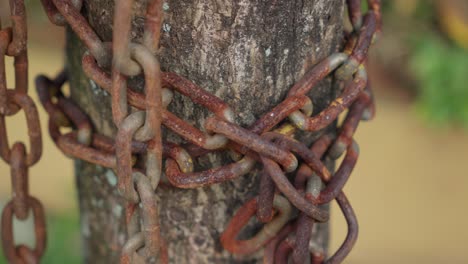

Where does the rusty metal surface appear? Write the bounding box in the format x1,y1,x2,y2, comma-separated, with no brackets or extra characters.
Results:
0,1,47,263
0,0,381,263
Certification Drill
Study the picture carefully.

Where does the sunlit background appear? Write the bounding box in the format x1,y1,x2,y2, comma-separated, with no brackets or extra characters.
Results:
1,1,468,263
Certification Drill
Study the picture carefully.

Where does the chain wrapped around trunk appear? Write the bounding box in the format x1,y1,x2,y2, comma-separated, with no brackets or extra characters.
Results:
1,0,382,263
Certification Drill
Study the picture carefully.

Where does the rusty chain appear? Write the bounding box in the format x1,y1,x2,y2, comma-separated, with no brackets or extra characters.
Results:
0,1,47,263
0,0,382,263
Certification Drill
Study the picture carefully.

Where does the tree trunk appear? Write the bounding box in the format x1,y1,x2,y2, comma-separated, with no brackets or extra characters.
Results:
66,0,343,263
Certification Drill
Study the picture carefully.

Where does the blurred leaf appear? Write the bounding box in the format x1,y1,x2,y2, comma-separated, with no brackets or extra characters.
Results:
410,34,468,127
42,213,82,264
436,0,468,49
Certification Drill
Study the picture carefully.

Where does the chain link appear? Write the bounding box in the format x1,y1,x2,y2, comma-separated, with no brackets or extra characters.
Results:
0,1,47,263
0,0,381,263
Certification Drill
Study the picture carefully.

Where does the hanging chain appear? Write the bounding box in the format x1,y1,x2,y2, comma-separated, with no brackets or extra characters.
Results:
0,0,382,263
112,0,166,262
0,1,47,263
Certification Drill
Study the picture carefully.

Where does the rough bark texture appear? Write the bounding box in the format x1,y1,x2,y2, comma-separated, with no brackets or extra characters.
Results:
67,0,343,263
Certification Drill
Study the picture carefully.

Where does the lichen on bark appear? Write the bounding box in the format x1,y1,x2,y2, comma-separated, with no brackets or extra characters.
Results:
67,0,344,263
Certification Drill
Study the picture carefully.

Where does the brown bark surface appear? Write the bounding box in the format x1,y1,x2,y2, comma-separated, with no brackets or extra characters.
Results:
66,0,344,263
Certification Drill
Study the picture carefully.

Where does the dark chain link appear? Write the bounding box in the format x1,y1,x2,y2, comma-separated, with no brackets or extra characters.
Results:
12,0,382,263
0,1,47,263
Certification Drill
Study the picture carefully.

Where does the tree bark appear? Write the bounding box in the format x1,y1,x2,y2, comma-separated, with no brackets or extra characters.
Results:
66,0,343,263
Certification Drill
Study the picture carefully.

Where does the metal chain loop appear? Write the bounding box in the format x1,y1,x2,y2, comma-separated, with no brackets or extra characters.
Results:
0,1,47,263
0,91,42,165
108,1,167,261
0,0,386,263
1,197,47,264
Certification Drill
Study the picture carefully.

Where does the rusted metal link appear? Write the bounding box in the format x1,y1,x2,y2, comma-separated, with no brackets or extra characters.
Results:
349,12,377,66
256,169,276,223
132,172,162,260
10,142,30,220
274,234,296,264
112,4,163,142
261,156,329,222
13,50,28,96
143,0,164,53
125,203,140,242
121,233,168,264
6,50,29,115
263,222,296,264
291,133,359,264
329,91,371,159
294,175,327,263
121,232,146,264
255,132,328,227
361,79,376,121
274,232,328,264
127,46,163,142
335,13,377,80
205,117,298,172
164,111,228,149
258,133,338,221
145,138,163,190
249,96,311,135
36,74,70,127
252,131,345,261
39,0,83,26
368,0,382,35
50,0,110,67
220,195,293,256
56,131,117,168
0,91,42,166
264,132,331,180
162,72,235,122
287,53,349,97
347,0,362,31
0,27,11,114
39,77,94,147
275,193,358,264
324,193,358,264
291,135,334,263
291,174,323,264
293,136,333,191
16,244,39,264
307,141,359,205
113,45,164,191
1,197,46,263
116,112,148,202
112,0,145,76
6,0,27,56
289,66,368,131
57,97,92,145
82,53,148,109
165,156,255,189
0,28,28,116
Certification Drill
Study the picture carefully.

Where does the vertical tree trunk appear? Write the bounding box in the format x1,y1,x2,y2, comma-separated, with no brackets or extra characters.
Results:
66,0,343,263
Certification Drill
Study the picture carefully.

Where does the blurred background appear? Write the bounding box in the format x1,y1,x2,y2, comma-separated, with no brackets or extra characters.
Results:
1,0,467,263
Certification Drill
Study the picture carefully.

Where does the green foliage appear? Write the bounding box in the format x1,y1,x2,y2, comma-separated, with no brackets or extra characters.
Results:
410,35,468,127
42,213,81,264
